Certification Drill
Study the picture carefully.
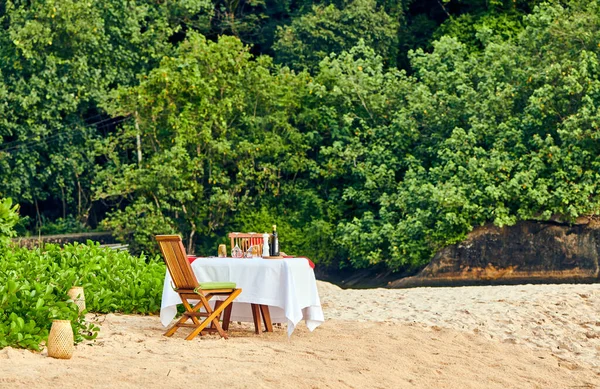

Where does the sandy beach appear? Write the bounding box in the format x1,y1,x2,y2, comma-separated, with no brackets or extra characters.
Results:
1,281,599,388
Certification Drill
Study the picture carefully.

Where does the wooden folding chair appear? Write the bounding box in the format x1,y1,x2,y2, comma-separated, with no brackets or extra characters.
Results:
228,232,274,334
156,235,242,340
229,232,267,254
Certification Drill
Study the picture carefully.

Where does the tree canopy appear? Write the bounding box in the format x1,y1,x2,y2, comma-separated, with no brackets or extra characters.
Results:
2,0,600,273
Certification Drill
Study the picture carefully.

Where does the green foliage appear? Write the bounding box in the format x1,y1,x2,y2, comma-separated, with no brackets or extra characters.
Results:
203,0,303,53
0,242,164,350
397,0,542,68
0,197,19,249
434,11,525,51
295,41,419,269
4,0,600,275
231,204,340,268
93,0,600,273
37,215,92,235
274,0,400,70
99,33,317,256
330,0,600,269
0,0,204,222
102,201,178,255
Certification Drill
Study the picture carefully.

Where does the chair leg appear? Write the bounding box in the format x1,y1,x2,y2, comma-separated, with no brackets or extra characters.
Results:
164,315,189,337
165,297,201,337
186,289,241,340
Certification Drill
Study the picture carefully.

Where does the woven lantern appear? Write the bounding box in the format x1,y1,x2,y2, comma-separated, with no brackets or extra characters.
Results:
47,320,74,359
67,286,86,313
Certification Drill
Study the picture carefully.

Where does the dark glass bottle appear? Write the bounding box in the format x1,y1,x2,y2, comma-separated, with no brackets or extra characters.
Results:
271,224,279,256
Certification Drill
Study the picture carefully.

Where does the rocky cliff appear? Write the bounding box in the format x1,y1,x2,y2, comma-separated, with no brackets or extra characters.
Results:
390,219,600,288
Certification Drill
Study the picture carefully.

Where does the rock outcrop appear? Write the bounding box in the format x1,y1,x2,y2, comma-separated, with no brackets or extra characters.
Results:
390,219,600,288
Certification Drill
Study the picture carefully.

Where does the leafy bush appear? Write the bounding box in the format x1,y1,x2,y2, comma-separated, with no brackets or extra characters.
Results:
102,201,178,256
37,215,93,235
0,242,165,350
0,198,19,249
274,0,399,71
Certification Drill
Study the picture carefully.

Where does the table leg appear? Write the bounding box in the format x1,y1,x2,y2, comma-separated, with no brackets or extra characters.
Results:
211,300,224,329
222,303,232,331
251,303,262,334
259,304,273,332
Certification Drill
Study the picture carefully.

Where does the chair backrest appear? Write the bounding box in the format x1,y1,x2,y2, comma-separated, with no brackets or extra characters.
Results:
228,232,270,255
156,235,198,290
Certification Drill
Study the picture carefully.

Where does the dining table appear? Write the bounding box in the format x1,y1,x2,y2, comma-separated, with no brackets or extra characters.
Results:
160,256,324,337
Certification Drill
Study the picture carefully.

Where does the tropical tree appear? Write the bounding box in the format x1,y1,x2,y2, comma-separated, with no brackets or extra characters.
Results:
274,0,400,71
99,33,316,254
331,0,600,270
0,0,206,227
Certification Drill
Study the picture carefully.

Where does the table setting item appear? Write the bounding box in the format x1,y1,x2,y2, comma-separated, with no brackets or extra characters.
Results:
231,243,243,258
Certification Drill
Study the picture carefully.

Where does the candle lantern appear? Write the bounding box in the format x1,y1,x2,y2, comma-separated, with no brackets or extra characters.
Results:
47,320,74,359
67,286,86,313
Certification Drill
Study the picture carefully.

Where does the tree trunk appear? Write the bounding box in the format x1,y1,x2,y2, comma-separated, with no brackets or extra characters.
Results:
60,185,66,220
135,111,142,165
187,229,196,254
34,198,42,233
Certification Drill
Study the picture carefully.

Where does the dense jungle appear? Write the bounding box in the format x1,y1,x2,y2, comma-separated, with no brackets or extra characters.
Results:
1,0,600,275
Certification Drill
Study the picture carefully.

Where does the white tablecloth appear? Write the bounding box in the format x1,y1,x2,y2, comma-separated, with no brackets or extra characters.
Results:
160,257,324,336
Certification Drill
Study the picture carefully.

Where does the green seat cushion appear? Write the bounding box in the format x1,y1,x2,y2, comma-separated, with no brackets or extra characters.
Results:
198,281,236,290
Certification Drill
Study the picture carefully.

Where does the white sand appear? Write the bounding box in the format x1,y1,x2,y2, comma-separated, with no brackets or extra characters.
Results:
0,281,598,388
319,281,600,371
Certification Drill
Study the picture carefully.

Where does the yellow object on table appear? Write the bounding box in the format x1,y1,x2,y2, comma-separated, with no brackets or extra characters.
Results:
218,244,227,257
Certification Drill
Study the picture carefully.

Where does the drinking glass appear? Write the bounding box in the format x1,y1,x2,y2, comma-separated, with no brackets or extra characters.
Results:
218,244,227,258
231,244,243,258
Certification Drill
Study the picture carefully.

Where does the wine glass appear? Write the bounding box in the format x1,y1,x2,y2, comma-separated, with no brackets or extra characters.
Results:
231,244,243,258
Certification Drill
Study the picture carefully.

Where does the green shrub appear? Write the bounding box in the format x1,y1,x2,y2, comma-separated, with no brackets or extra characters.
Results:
0,242,165,350
37,215,93,235
102,201,178,256
0,198,19,249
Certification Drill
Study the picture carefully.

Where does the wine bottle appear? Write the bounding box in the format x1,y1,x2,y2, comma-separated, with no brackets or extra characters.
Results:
271,224,279,256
